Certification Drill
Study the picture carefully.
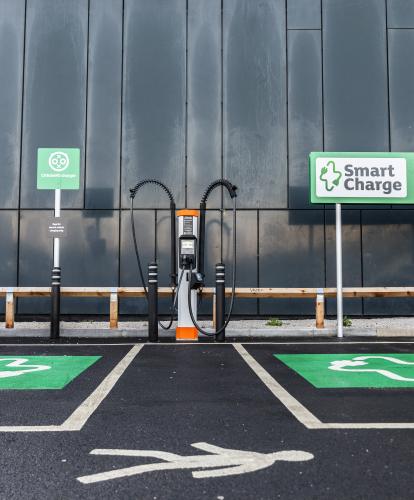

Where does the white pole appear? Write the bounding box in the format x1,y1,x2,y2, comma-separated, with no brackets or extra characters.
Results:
336,203,343,338
53,189,61,267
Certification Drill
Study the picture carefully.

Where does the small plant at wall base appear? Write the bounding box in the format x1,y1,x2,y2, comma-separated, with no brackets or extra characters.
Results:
266,318,283,327
343,316,352,327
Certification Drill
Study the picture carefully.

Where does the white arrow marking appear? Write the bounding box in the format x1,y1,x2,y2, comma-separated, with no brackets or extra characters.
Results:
77,442,314,483
0,358,51,378
329,355,414,381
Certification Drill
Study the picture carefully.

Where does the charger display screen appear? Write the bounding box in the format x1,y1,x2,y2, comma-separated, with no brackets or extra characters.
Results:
180,240,195,254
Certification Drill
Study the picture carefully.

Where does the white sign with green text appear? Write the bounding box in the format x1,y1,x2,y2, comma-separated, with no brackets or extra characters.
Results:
309,152,414,204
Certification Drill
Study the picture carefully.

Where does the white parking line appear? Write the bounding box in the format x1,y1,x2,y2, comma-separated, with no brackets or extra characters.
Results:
233,344,322,429
0,344,144,433
235,344,414,430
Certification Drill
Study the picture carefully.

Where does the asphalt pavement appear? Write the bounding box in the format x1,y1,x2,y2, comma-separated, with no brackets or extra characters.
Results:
0,340,413,499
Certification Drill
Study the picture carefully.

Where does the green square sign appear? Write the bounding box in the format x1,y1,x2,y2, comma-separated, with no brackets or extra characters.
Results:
0,356,101,389
37,148,80,190
275,353,414,388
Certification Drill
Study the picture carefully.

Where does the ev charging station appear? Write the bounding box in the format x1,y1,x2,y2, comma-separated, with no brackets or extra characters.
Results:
130,178,238,342
176,209,199,341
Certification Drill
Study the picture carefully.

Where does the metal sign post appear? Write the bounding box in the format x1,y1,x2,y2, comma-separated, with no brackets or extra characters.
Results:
309,151,414,338
37,148,80,340
335,203,343,338
51,189,61,340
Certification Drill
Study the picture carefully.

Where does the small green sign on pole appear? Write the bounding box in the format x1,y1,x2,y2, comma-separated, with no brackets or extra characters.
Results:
36,147,80,340
37,148,80,190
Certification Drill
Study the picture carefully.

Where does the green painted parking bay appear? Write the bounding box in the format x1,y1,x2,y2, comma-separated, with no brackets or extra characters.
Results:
275,353,414,388
244,344,414,424
0,356,100,389
0,345,131,427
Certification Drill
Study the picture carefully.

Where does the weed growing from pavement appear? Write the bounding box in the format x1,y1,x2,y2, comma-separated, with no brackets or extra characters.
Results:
343,316,352,327
266,318,283,327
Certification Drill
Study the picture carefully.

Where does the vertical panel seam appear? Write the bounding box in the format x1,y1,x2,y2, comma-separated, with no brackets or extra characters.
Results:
220,0,224,211
83,0,91,209
184,0,188,208
320,0,325,152
220,0,224,255
17,0,28,292
120,0,126,210
385,0,392,152
285,0,289,209
321,0,327,283
257,209,260,314
256,209,259,315
118,0,125,287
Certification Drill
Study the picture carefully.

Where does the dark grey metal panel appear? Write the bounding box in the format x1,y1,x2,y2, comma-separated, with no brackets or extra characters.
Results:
19,210,119,314
287,0,321,29
325,210,362,315
0,211,18,286
85,0,122,209
388,0,414,28
120,210,155,315
18,210,52,314
223,210,258,315
21,0,87,209
155,210,173,316
187,0,221,208
389,30,414,152
362,210,414,315
198,210,221,315
0,0,25,208
61,210,119,313
121,0,186,209
259,210,324,315
323,0,389,152
223,0,287,209
288,30,323,208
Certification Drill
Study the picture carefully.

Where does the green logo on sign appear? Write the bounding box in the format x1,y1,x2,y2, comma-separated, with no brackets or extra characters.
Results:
37,148,80,190
48,151,70,172
0,356,100,389
275,353,414,388
319,160,342,192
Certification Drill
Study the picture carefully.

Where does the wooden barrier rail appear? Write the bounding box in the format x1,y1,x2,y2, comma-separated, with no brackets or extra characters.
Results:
1,286,414,330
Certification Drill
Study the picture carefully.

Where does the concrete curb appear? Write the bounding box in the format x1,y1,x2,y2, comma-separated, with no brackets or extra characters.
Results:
0,326,412,338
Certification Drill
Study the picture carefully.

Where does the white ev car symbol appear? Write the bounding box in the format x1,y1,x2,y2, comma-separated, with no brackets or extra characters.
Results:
0,358,51,378
328,355,414,381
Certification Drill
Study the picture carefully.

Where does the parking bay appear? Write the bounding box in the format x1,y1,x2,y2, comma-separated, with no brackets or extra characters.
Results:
0,341,413,499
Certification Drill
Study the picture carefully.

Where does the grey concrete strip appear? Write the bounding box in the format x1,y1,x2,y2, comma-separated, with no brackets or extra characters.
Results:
377,328,414,337
0,326,408,338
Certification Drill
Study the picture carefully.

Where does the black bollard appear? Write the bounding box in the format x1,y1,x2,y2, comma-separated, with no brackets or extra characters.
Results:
148,262,158,342
215,263,225,342
50,266,61,340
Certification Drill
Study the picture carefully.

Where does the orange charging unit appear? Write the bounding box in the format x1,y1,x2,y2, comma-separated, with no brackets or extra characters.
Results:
176,209,199,341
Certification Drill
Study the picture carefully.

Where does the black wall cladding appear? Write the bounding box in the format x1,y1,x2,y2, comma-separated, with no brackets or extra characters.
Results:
1,0,413,316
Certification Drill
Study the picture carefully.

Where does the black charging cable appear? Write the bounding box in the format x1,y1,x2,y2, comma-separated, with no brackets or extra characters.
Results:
129,179,178,330
187,180,237,337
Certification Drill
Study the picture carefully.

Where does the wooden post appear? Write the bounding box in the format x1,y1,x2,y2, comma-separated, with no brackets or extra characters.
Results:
315,288,324,329
110,290,118,329
5,290,14,329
